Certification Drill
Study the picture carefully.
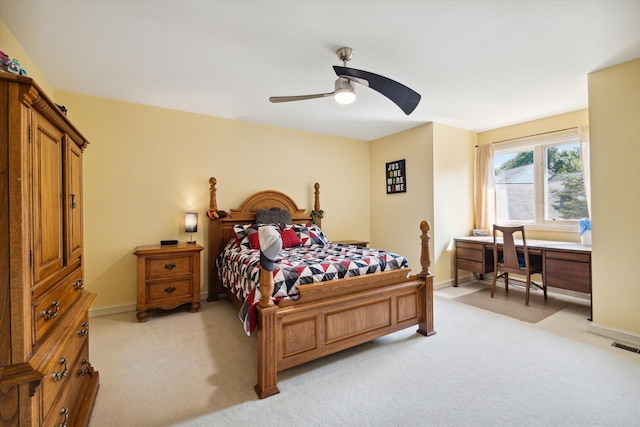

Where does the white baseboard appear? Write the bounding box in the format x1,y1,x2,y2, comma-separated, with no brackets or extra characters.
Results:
588,322,640,348
89,303,136,318
89,292,211,318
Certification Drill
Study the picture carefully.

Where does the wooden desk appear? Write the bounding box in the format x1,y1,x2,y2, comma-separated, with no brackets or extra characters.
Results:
453,236,592,295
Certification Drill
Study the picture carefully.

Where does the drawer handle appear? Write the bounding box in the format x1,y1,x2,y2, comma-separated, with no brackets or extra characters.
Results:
41,301,60,319
77,321,89,337
164,263,177,270
164,286,177,294
51,358,68,382
73,277,85,290
54,407,69,427
77,359,92,377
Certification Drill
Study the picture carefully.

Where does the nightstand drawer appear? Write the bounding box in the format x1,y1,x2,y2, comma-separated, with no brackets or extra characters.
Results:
146,254,194,279
134,243,203,322
147,278,193,302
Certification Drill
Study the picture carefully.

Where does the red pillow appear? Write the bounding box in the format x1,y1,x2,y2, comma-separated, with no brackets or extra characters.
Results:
249,232,261,249
249,227,302,250
280,228,302,248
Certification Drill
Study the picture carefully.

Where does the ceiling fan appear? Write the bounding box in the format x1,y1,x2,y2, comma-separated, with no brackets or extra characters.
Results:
269,47,421,115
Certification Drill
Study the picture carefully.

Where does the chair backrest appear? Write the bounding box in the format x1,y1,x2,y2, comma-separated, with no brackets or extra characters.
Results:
493,225,529,273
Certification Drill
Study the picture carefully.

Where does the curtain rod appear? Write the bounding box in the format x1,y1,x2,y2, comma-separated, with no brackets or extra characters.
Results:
484,126,578,146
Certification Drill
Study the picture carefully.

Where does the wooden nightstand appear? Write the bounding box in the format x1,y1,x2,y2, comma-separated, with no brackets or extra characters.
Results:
133,243,204,322
334,240,369,247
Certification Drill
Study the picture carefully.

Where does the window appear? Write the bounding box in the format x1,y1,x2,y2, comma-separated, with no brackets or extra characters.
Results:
493,131,588,231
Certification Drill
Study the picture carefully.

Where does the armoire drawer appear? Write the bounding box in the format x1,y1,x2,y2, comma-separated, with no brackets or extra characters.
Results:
44,342,91,427
32,270,85,343
41,315,90,414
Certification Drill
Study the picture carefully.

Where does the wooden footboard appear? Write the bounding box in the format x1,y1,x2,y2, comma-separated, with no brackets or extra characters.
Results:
255,221,435,398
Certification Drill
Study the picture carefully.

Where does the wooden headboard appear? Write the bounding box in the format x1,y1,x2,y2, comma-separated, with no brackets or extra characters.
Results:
206,177,321,301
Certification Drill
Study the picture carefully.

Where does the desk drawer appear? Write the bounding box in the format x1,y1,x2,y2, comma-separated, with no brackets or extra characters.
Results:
545,250,590,263
545,258,591,293
456,241,485,251
457,259,487,275
457,247,483,262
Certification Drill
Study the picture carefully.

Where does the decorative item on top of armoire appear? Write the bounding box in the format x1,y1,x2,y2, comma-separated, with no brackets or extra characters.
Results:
386,159,406,194
0,73,99,427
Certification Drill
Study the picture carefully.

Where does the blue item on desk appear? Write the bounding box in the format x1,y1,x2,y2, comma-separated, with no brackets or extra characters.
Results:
579,219,591,236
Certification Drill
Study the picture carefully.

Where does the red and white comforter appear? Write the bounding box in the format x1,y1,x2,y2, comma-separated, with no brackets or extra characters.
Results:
217,240,409,335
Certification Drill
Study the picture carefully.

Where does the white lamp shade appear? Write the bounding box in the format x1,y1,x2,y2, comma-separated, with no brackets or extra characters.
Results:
185,213,198,233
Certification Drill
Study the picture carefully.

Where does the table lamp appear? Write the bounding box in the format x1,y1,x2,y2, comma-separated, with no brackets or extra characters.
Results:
185,212,198,244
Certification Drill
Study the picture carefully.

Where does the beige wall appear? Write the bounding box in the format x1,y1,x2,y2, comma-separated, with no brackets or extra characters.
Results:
370,124,434,275
432,123,476,280
369,123,475,284
53,92,370,310
588,58,640,334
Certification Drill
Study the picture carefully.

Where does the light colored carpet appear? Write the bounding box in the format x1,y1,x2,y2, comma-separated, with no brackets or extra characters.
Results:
452,285,569,323
87,285,640,427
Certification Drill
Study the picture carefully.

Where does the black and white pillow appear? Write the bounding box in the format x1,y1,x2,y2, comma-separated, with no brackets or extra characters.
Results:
292,224,329,246
233,224,259,249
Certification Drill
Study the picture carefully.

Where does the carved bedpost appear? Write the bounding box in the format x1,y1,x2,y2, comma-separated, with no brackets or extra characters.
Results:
417,219,436,337
313,182,321,228
419,220,432,278
209,177,218,210
256,269,279,398
207,177,219,301
258,269,275,307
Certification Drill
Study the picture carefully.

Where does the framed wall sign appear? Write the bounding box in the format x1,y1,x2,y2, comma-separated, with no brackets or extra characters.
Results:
386,159,406,194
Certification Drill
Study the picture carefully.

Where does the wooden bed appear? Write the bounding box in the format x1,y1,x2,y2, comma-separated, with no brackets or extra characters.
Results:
207,177,435,398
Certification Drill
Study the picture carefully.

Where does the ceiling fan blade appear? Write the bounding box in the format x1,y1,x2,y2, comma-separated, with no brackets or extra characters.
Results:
333,66,421,115
269,92,334,103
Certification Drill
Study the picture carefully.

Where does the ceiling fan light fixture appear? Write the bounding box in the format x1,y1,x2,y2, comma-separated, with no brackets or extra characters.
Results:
334,88,356,105
334,78,356,105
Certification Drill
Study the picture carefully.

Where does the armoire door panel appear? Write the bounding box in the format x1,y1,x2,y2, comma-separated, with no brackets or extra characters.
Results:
32,112,64,284
66,137,83,263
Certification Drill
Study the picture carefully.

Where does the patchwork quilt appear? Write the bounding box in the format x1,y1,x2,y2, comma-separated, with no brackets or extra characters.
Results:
217,240,409,335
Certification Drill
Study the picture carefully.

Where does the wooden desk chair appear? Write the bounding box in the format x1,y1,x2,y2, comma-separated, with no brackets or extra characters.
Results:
491,225,546,305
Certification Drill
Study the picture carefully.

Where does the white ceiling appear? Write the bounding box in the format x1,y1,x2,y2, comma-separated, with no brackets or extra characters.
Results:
2,1,640,141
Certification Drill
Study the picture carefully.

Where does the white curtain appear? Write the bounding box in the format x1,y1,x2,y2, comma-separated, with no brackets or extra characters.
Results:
474,144,495,230
579,126,591,217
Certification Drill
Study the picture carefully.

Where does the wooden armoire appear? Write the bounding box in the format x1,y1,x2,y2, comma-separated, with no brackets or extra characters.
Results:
0,73,99,426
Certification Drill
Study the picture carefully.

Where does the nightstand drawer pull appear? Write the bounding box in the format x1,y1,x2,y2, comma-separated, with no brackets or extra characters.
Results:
54,407,69,427
164,286,177,294
41,301,60,319
77,321,89,337
164,263,177,270
51,358,68,382
73,277,85,290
